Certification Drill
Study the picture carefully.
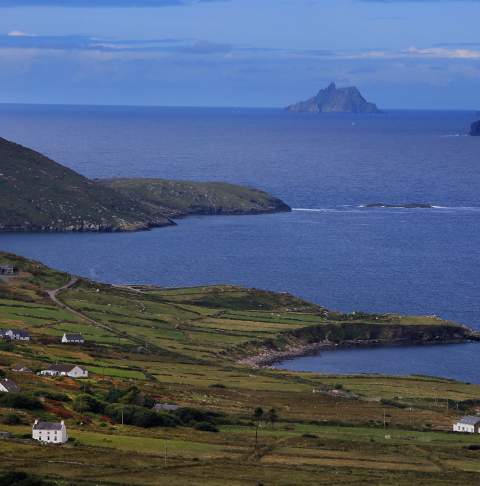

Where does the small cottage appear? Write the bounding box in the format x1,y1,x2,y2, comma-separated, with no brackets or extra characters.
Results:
453,416,480,433
0,265,17,275
61,333,85,344
0,378,20,393
32,420,68,444
153,403,180,412
4,329,30,341
11,365,33,373
40,364,88,379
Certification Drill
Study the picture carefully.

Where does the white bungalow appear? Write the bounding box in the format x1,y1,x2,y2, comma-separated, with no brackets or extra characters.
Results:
32,420,68,444
40,364,88,379
4,329,30,341
453,416,480,434
0,378,20,393
61,333,85,344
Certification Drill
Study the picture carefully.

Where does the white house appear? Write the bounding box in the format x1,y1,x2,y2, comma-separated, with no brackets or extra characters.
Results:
0,378,20,393
4,329,30,341
32,420,68,444
453,416,480,433
40,364,88,379
61,333,85,344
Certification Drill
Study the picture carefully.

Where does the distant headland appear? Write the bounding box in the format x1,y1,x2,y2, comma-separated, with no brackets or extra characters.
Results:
0,137,290,233
286,82,380,114
470,120,480,136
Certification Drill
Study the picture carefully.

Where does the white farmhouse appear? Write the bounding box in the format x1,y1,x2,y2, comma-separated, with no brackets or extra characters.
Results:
0,378,20,393
4,329,30,341
453,416,480,434
32,420,68,444
61,333,85,344
41,364,88,379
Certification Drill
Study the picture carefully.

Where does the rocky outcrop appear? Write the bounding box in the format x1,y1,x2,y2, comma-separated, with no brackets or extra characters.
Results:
286,82,380,114
237,321,478,368
470,120,480,136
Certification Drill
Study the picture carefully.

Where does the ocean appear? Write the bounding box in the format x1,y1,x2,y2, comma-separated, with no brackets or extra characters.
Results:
0,104,479,381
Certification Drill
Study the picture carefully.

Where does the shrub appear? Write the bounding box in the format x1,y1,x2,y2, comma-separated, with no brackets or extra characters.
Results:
209,383,226,389
0,393,42,410
173,407,220,427
194,422,219,433
103,404,178,428
2,413,22,425
33,391,70,402
0,471,52,486
73,394,105,414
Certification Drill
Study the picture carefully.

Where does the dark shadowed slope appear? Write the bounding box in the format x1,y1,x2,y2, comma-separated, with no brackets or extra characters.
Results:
0,137,173,232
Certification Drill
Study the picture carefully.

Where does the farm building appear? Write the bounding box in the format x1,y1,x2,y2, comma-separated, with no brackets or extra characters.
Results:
61,333,85,344
153,403,180,412
453,416,480,433
11,365,33,373
2,329,31,341
40,364,88,379
0,378,20,393
32,420,68,444
0,265,17,275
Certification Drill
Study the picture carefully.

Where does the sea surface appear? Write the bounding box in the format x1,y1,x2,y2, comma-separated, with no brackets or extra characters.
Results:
0,104,479,382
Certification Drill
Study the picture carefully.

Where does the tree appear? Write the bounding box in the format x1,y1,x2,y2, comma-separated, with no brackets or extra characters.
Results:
253,407,264,449
266,408,278,429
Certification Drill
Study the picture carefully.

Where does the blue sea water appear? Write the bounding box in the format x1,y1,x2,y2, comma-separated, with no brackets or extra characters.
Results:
0,104,479,381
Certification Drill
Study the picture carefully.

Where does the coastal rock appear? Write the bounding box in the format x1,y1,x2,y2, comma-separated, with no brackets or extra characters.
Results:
286,82,380,114
470,120,480,136
365,203,434,209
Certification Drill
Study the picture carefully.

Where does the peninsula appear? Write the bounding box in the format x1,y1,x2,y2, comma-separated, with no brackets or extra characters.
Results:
0,137,290,232
286,82,380,113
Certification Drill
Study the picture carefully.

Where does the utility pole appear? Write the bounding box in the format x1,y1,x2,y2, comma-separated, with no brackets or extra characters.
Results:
383,409,386,430
164,443,167,467
121,409,124,426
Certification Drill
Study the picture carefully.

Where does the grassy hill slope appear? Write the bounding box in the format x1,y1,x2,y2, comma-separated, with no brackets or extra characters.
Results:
1,252,480,485
0,137,173,232
99,178,291,218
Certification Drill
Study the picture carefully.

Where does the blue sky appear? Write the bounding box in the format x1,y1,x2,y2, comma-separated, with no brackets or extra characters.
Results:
0,0,479,108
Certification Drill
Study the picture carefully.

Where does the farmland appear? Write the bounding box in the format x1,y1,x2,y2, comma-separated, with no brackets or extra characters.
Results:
0,251,479,485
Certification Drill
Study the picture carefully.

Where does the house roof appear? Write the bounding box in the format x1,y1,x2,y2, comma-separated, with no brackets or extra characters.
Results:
456,416,480,426
33,421,64,431
11,329,30,337
0,378,20,393
63,333,84,340
153,403,180,411
47,364,76,373
11,365,32,373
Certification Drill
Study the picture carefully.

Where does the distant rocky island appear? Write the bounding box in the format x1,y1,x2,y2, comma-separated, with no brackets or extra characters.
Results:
286,82,380,114
0,137,290,233
470,120,480,136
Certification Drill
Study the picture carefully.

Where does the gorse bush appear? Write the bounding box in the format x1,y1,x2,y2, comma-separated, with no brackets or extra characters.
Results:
73,394,105,414
0,393,42,410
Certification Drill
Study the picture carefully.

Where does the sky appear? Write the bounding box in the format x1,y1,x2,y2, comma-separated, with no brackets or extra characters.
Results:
0,0,479,109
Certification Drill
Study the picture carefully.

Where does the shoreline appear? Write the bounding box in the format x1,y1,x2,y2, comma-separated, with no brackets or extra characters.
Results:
238,336,479,369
